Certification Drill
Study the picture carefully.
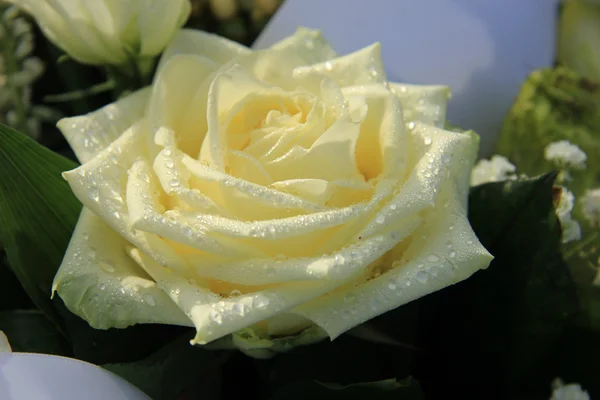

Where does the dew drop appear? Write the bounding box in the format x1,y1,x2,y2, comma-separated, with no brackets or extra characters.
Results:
387,282,397,290
449,251,456,258
415,271,429,283
407,122,415,130
467,240,474,245
427,254,440,263
230,289,242,297
98,282,106,291
144,294,156,306
389,203,397,210
324,61,333,71
253,296,269,309
82,233,89,241
99,262,116,273
89,186,100,202
334,254,345,264
376,215,385,224
169,179,179,187
424,136,432,145
165,159,175,168
344,293,356,303
267,225,276,234
210,310,223,324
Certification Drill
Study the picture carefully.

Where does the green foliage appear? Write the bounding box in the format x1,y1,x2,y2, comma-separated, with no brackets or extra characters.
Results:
415,174,579,399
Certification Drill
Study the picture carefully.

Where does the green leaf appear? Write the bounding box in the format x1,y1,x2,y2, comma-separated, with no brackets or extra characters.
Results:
103,332,229,400
0,310,71,355
415,174,579,398
0,123,80,330
269,377,424,400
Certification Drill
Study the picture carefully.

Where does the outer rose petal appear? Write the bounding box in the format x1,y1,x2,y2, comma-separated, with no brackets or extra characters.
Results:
53,209,192,329
292,190,493,338
156,29,250,75
58,88,151,163
387,83,451,127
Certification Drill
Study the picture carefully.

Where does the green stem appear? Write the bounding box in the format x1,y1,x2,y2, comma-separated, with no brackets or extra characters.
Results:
43,80,115,103
564,231,600,260
107,56,155,99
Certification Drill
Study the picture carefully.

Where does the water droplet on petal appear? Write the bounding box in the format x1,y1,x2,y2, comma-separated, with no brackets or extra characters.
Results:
427,254,440,263
449,251,456,258
344,293,356,303
98,282,106,290
424,136,432,145
144,294,156,306
210,310,223,324
416,271,429,283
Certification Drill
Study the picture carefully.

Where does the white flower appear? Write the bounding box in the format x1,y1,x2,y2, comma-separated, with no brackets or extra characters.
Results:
8,0,191,65
0,331,11,353
550,379,590,400
52,28,492,349
544,140,587,169
555,187,582,243
470,155,517,186
581,188,600,227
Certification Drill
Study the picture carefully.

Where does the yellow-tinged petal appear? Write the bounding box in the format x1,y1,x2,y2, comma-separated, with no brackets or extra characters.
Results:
387,83,451,127
53,209,191,329
292,189,493,338
57,88,151,163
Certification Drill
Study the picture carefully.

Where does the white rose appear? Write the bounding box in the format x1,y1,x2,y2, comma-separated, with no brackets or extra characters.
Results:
53,28,492,350
9,0,191,65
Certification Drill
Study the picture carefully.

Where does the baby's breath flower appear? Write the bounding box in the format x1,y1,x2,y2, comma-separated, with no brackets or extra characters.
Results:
581,188,600,227
555,187,582,243
550,379,590,400
470,155,517,186
544,140,587,170
0,5,57,138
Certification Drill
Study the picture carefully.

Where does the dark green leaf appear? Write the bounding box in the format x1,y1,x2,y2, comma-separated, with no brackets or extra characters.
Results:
0,309,71,355
0,259,33,311
269,377,423,400
415,174,579,399
104,332,229,400
0,123,80,331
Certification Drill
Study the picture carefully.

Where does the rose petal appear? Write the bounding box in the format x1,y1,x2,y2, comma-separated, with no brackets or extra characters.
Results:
127,157,264,258
157,29,250,75
269,27,337,65
341,84,406,180
53,208,192,329
57,87,151,163
148,54,219,157
185,214,421,285
182,154,328,220
388,83,451,127
292,192,493,339
359,122,476,239
63,123,193,274
293,43,386,87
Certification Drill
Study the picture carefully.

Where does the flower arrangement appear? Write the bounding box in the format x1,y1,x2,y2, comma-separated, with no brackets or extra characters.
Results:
0,1,597,399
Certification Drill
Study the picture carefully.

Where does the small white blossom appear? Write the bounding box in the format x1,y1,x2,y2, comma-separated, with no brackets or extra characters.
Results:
470,155,517,186
581,188,600,227
544,140,587,169
555,187,582,243
550,379,590,400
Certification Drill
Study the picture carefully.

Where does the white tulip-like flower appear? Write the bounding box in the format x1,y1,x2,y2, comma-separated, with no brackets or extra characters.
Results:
52,28,492,352
8,0,192,65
